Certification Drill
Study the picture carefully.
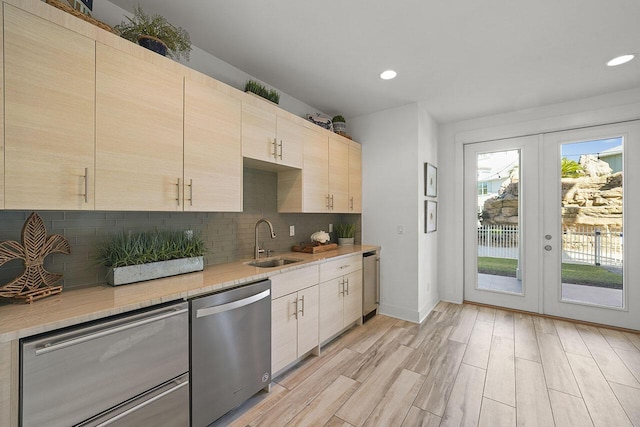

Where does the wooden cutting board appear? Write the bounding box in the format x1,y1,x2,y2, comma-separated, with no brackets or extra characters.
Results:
291,243,338,253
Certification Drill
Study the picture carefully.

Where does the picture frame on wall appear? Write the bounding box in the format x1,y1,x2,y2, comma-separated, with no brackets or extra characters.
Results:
425,200,437,233
425,163,437,197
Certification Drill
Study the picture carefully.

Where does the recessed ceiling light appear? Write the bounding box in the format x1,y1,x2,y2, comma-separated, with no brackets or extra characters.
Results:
380,70,397,80
607,54,635,67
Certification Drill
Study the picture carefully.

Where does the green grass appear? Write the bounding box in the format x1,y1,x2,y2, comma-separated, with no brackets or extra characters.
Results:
477,257,622,289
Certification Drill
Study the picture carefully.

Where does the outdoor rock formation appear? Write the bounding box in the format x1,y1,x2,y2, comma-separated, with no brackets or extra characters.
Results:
481,156,622,230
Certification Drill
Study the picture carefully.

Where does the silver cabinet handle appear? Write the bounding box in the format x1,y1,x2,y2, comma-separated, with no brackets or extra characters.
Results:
350,196,354,211
35,308,188,356
272,138,278,160
339,279,344,296
326,194,331,209
196,289,271,318
93,378,189,427
345,278,350,295
293,298,298,320
176,178,181,206
188,179,193,207
330,194,334,210
278,140,283,159
299,295,305,316
83,167,89,203
339,264,351,270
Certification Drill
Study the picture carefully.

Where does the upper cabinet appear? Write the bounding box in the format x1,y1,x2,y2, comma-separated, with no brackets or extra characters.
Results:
328,136,349,212
241,97,303,169
95,43,184,211
348,142,362,213
4,4,95,210
278,130,361,214
184,79,242,212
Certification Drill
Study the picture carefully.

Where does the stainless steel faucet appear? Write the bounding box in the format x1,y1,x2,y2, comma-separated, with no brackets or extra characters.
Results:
254,218,276,259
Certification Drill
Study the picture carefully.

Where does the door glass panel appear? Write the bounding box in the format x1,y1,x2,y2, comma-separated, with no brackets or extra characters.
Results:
560,138,623,308
476,150,522,294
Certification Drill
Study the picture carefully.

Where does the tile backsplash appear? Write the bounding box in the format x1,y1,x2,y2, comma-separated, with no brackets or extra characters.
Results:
0,168,361,291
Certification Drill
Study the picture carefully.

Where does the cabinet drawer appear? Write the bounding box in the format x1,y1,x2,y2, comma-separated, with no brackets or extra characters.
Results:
320,254,362,283
20,302,188,427
271,264,320,299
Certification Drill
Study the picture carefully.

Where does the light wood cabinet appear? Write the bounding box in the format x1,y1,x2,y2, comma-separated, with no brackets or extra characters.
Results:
95,43,184,211
348,142,362,213
319,255,363,343
4,4,95,210
271,265,320,375
241,99,303,168
184,79,242,211
329,136,350,212
278,131,362,214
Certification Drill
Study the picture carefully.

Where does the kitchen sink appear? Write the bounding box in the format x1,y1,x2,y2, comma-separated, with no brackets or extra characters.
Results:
246,257,303,268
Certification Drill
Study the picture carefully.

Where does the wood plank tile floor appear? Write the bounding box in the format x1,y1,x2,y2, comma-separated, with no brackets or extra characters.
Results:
212,302,640,426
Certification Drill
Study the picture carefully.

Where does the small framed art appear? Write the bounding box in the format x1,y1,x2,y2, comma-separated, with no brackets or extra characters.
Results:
425,163,437,197
425,200,437,233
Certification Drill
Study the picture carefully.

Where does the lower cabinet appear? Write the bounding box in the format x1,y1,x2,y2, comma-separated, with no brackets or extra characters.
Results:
270,265,320,375
319,255,363,343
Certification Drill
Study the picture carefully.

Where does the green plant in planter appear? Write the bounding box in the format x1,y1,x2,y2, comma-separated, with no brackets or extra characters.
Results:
335,223,356,239
97,230,206,268
245,80,280,104
332,115,346,123
332,115,347,133
115,5,192,61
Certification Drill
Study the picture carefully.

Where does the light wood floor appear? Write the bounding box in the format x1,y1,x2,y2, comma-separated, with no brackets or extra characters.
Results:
213,302,640,426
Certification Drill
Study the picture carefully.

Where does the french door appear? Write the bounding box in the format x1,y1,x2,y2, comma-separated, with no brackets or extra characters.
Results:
464,135,541,313
464,121,640,329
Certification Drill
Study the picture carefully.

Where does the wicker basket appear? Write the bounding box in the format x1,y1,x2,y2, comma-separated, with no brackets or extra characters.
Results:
45,0,117,34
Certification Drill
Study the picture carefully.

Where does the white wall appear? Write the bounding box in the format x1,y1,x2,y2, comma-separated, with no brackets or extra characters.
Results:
93,1,327,118
438,88,640,304
351,102,439,322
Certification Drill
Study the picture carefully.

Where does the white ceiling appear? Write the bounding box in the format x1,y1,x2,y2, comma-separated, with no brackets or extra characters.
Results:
107,0,640,123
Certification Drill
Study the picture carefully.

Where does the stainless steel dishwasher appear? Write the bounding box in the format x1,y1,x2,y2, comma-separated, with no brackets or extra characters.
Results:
20,301,189,427
190,279,271,427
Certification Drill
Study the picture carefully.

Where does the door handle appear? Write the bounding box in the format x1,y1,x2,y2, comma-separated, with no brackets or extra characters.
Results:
195,289,271,318
544,245,552,251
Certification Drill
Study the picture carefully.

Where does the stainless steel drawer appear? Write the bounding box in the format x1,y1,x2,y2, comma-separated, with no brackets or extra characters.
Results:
20,301,188,427
76,373,189,427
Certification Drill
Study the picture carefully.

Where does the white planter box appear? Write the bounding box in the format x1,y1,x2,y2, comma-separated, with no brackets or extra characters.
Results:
338,238,355,246
106,256,204,286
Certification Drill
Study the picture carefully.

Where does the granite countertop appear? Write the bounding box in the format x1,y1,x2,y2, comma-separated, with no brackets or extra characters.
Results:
0,245,379,343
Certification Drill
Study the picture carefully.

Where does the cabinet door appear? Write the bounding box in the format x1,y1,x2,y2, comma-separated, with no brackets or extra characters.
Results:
343,270,363,327
348,143,362,213
319,278,344,343
271,294,298,374
328,136,350,212
297,285,319,356
185,80,242,211
4,5,95,210
303,130,330,212
276,116,303,168
242,102,277,163
95,44,183,211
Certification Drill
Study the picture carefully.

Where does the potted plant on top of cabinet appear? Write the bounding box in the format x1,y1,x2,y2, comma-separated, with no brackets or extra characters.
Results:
115,5,192,61
97,230,206,286
335,223,356,245
332,115,347,134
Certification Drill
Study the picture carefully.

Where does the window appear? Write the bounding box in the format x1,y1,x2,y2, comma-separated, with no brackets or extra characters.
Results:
478,182,488,195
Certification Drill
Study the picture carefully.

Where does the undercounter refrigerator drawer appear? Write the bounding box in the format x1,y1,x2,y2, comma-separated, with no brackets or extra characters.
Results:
20,301,189,427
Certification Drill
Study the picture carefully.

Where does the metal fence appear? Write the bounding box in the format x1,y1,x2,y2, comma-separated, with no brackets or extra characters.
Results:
562,226,623,267
477,225,519,259
477,224,623,267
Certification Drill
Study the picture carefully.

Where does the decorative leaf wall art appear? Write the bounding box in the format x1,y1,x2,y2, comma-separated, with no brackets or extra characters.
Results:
0,212,70,303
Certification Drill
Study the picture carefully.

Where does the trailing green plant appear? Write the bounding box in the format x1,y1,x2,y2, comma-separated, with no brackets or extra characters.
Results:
114,5,192,61
245,80,280,104
97,230,206,268
332,115,346,123
561,157,584,178
335,223,356,238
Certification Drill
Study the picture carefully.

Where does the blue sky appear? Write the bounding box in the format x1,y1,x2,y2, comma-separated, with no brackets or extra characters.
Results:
561,137,622,161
